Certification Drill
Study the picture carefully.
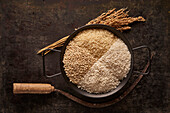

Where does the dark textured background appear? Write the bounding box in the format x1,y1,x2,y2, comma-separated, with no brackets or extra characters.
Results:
0,0,169,113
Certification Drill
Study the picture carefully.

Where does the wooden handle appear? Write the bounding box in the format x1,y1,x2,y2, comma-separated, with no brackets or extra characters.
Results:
13,83,55,94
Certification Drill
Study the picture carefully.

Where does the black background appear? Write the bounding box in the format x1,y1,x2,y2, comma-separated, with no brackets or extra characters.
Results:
0,0,169,113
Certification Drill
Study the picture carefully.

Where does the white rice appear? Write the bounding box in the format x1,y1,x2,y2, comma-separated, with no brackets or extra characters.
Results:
77,39,131,93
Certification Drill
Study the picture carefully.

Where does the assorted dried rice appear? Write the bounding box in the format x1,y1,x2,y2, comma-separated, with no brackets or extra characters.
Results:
63,29,131,93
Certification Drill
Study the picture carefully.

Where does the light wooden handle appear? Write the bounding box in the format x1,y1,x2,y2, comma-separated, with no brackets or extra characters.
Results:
13,83,55,94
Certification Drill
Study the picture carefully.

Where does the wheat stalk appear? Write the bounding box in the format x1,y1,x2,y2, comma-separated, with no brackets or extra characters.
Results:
37,8,145,55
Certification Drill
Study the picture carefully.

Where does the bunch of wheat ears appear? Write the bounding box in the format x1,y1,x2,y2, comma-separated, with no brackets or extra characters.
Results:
37,8,145,55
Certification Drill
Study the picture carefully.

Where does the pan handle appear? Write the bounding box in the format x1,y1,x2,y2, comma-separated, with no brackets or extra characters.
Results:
132,45,151,75
42,48,61,78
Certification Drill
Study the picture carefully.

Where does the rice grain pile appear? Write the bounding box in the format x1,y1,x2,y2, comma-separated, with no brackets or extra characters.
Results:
63,29,131,93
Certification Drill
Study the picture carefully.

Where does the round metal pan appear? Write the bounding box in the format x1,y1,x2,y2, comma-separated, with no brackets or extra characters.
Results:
61,24,133,98
43,24,151,102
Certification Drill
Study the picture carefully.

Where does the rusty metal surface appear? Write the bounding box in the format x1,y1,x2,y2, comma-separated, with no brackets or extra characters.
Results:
0,0,169,113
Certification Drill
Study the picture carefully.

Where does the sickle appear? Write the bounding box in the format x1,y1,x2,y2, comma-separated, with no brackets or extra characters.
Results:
13,52,153,108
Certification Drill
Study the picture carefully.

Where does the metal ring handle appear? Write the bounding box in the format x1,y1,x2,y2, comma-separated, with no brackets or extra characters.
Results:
132,45,151,75
42,48,61,78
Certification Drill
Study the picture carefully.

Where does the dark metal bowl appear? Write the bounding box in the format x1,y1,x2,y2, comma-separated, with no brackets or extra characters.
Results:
43,24,151,102
60,24,134,99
